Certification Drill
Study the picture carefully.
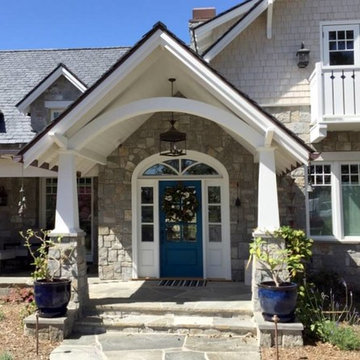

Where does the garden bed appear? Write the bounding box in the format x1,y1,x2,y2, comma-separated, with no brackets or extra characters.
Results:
0,302,59,359
262,337,360,359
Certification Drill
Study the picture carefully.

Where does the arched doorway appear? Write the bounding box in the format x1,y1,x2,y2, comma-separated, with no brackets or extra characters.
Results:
132,151,231,280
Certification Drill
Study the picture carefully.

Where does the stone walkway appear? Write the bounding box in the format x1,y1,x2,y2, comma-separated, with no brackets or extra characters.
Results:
49,279,259,359
50,332,260,359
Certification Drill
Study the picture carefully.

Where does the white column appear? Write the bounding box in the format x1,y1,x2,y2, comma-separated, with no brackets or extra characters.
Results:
51,150,83,236
257,147,280,231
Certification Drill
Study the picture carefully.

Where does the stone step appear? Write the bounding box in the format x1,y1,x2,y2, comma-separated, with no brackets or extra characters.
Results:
85,301,253,318
73,313,256,337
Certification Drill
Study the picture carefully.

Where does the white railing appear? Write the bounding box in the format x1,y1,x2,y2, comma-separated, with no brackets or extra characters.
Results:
310,62,360,123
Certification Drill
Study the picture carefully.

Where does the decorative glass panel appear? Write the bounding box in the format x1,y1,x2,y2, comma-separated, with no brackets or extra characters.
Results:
143,164,177,176
183,163,218,175
208,186,221,204
164,159,179,172
181,159,197,172
141,206,153,222
166,224,181,242
209,225,222,242
209,206,221,223
341,164,360,236
308,165,333,236
142,225,154,242
141,187,153,204
183,224,197,242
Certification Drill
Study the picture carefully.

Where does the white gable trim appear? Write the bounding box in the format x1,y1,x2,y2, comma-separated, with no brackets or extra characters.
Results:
22,25,310,171
68,97,264,151
193,0,259,48
203,0,271,62
17,66,87,114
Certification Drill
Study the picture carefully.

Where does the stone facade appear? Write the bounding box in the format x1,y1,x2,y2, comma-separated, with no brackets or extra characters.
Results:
30,75,82,133
98,112,258,281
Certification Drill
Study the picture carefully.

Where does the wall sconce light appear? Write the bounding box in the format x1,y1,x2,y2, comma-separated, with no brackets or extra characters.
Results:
0,186,8,206
296,42,310,68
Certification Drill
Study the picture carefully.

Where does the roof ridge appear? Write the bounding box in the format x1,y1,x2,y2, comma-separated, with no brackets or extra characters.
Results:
0,46,131,53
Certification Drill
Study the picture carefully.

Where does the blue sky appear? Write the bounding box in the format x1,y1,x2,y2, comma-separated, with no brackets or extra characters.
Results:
1,0,242,50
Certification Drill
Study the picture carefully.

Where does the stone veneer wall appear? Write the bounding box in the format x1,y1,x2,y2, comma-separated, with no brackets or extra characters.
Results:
98,113,258,281
0,177,39,247
267,105,360,289
30,76,82,133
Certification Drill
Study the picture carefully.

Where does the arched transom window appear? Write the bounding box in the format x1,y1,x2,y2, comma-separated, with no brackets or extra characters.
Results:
142,159,220,177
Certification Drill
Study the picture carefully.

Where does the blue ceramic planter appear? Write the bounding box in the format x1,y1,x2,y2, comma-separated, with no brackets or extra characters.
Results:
258,281,297,322
34,279,71,318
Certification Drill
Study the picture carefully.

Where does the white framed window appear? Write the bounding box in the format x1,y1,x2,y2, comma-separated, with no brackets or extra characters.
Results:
323,24,360,66
50,109,63,121
307,160,360,241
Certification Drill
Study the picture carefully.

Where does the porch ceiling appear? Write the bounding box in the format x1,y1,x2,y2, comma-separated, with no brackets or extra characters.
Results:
20,23,311,176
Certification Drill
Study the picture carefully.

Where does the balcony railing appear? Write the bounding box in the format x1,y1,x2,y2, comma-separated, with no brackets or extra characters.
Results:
310,62,360,142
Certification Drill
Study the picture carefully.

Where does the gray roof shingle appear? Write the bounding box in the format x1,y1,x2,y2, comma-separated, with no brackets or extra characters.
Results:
0,47,129,145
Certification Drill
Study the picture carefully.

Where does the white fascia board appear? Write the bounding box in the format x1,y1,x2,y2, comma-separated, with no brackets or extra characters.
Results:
45,101,73,109
0,158,56,177
267,0,274,39
17,67,87,114
161,32,310,165
204,0,269,62
22,31,163,165
193,0,258,42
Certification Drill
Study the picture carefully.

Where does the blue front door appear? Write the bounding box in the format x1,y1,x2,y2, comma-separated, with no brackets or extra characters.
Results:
159,181,203,278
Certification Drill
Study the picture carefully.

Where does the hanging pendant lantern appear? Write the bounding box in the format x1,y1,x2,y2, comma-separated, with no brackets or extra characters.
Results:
159,78,187,157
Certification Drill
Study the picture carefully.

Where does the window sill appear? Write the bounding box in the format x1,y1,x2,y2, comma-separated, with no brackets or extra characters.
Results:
311,236,360,245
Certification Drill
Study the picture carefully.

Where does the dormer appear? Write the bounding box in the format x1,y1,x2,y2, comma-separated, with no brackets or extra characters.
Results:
16,63,87,132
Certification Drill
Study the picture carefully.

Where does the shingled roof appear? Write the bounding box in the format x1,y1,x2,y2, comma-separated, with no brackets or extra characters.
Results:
0,47,129,145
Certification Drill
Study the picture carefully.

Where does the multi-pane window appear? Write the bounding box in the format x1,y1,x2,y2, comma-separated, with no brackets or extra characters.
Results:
323,25,359,66
208,186,222,242
308,162,360,239
341,164,360,236
308,165,333,236
141,187,154,242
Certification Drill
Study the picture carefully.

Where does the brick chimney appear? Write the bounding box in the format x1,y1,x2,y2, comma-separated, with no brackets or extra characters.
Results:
190,7,216,25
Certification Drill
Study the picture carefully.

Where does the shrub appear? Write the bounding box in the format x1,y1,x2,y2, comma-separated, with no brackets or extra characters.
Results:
3,287,34,304
0,352,13,360
320,321,360,350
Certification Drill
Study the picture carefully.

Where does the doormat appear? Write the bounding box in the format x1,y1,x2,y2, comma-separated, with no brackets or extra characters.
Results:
158,279,207,287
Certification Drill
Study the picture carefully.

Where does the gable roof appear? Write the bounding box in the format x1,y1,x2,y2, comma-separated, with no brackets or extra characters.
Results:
20,22,313,174
191,0,259,55
16,63,88,114
192,0,273,60
0,47,129,145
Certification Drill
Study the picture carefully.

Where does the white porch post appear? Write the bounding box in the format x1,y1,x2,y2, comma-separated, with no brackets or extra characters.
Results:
257,147,280,231
49,150,89,308
51,150,82,235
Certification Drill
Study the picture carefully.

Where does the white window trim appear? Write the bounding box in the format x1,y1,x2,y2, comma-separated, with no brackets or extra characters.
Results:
321,21,360,68
306,157,360,244
131,151,231,280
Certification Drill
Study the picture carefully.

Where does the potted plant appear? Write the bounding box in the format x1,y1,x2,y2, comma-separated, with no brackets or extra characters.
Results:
248,227,313,322
21,229,73,318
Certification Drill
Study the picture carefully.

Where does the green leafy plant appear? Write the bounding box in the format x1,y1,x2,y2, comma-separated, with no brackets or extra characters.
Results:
20,229,74,281
320,321,360,350
0,352,13,360
248,227,313,287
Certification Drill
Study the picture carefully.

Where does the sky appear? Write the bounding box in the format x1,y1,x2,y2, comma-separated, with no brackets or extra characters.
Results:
0,0,243,50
